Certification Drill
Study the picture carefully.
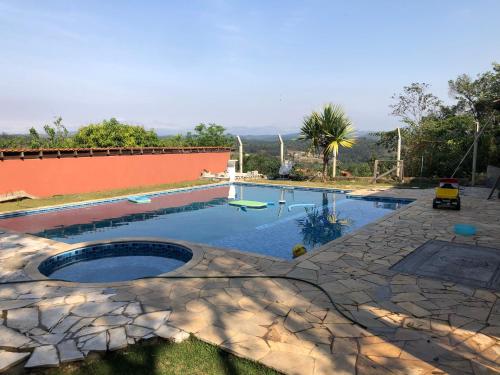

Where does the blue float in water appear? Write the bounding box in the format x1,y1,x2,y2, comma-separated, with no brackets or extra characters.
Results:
128,196,151,204
454,224,476,236
288,203,316,212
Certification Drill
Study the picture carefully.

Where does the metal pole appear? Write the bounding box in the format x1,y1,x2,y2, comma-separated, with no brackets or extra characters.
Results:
396,127,401,178
278,134,284,165
236,136,243,174
332,153,337,178
471,120,479,186
372,160,378,183
420,156,424,177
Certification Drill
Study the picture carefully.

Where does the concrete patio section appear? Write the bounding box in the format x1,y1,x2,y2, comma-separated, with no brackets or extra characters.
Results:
0,185,498,374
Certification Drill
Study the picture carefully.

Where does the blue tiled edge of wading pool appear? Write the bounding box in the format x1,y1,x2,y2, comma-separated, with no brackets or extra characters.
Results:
38,241,193,277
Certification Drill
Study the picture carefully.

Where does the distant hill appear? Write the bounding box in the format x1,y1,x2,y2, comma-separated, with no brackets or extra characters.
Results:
240,133,390,163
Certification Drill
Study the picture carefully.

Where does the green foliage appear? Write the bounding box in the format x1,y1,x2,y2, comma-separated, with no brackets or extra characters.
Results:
160,123,234,148
390,83,441,128
341,162,372,177
0,133,30,148
42,117,71,147
300,104,356,180
289,164,308,181
378,63,499,178
185,123,234,147
73,118,160,148
243,154,281,178
0,119,234,150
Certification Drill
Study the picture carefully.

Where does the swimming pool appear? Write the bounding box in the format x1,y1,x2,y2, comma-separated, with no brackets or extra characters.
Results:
0,183,411,260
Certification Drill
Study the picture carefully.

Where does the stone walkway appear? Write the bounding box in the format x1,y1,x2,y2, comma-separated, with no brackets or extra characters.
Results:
0,185,498,374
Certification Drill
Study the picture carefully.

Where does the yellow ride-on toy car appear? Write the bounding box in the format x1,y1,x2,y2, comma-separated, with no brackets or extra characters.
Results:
433,178,460,210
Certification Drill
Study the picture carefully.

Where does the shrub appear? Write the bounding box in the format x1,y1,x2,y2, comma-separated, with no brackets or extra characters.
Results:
244,154,281,178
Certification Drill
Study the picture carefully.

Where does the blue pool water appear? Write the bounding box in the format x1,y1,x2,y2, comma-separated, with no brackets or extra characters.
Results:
1,184,411,260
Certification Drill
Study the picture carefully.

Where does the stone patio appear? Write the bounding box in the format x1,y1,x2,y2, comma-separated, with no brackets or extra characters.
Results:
0,184,499,374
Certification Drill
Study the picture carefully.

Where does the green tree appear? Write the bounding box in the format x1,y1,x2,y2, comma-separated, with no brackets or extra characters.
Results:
449,63,500,181
185,123,234,147
28,128,42,148
43,117,71,148
72,118,159,148
390,83,441,128
243,154,281,178
300,104,356,181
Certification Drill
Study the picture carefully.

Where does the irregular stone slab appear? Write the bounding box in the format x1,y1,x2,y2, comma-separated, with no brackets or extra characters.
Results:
314,354,356,375
52,316,81,334
133,311,171,330
124,302,142,317
57,340,84,363
75,326,107,338
326,323,373,338
33,333,66,345
71,302,126,318
296,260,320,270
125,325,153,338
0,325,32,348
186,300,210,313
397,302,431,318
360,342,402,358
0,299,36,310
93,315,132,326
6,307,39,331
155,325,182,340
260,350,315,375
40,305,72,331
64,295,85,304
222,336,270,361
0,350,30,372
81,331,107,352
108,327,128,351
25,345,59,368
284,311,313,333
69,317,94,333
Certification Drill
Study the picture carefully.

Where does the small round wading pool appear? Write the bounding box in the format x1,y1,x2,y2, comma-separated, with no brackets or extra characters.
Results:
38,241,193,283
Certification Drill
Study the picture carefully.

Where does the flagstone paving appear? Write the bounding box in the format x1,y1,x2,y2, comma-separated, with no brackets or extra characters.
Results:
0,185,498,374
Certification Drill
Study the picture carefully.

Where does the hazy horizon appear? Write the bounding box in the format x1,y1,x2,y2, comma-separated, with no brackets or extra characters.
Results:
1,0,499,135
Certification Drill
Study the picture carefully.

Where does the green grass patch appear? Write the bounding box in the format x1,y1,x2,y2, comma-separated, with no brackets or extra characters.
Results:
0,180,216,214
41,337,280,375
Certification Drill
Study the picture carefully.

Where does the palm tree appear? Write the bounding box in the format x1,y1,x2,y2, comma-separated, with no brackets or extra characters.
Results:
300,104,356,181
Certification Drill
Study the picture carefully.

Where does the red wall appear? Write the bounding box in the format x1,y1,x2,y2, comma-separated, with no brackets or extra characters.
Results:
0,152,229,197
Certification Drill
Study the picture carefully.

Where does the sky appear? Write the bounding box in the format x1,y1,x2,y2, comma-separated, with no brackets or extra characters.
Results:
0,0,499,135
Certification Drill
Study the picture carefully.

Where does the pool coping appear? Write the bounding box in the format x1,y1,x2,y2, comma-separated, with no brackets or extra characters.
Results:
24,237,206,287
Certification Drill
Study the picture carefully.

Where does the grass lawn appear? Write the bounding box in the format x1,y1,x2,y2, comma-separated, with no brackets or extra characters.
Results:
0,180,217,214
41,337,279,375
